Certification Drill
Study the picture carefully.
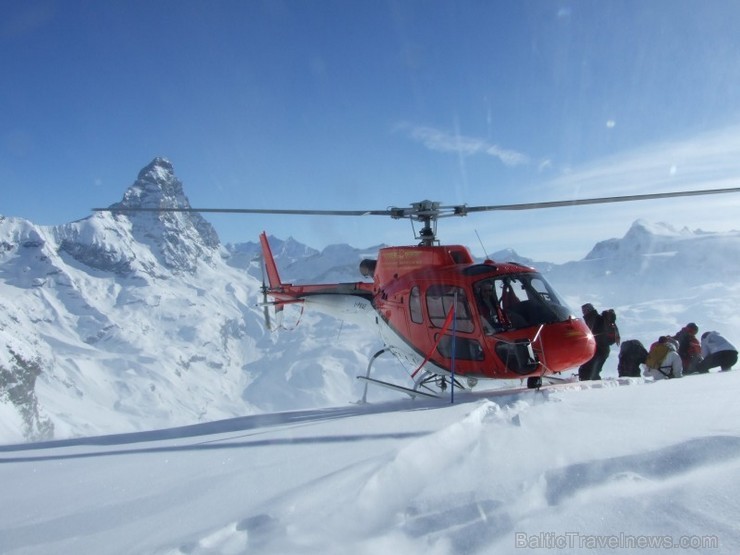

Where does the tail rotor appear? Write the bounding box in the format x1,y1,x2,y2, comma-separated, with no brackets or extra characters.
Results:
257,254,274,331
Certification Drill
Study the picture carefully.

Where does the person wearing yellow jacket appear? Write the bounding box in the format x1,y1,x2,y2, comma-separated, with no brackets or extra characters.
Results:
644,337,683,380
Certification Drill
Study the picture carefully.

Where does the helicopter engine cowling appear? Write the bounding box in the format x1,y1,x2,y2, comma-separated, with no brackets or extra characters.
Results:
359,259,377,278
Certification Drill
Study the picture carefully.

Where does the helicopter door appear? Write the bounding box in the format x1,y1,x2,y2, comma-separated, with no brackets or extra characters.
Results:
425,285,474,333
424,285,483,362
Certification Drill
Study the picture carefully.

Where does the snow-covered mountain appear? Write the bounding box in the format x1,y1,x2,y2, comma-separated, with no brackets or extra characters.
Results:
548,219,740,289
1,158,739,443
0,158,390,443
0,158,261,443
227,235,320,280
543,220,740,350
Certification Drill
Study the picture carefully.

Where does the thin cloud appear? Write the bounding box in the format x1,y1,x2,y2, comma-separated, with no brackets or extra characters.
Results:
547,124,740,196
441,124,740,262
398,123,530,167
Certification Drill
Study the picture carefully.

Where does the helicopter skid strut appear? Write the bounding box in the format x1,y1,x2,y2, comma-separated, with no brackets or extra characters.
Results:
358,347,467,402
357,375,440,400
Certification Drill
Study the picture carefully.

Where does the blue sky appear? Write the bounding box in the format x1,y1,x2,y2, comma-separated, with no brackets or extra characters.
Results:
3,0,740,262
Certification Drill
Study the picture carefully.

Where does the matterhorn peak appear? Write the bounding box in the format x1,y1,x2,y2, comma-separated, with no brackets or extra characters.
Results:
138,156,174,179
113,157,189,211
99,158,220,273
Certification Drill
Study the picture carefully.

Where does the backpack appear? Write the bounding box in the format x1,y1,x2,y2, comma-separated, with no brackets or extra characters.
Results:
619,339,648,364
601,309,620,346
618,339,648,377
645,342,670,369
674,330,701,360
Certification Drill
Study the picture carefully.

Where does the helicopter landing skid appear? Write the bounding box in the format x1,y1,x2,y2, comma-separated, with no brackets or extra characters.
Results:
525,373,577,389
357,375,440,400
358,347,465,402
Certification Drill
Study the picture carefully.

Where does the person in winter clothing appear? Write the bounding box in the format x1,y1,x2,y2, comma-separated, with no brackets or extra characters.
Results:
578,303,612,381
617,339,648,377
644,337,683,380
476,281,501,334
697,331,738,372
673,323,703,374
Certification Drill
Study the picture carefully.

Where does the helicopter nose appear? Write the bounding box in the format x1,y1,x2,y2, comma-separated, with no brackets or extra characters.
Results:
541,319,596,371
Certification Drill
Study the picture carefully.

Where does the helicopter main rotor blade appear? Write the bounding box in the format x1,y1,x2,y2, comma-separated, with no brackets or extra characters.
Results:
463,186,740,213
93,186,740,217
92,206,394,216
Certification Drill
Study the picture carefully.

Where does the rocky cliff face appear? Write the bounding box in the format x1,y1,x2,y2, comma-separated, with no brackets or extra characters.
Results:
0,350,53,441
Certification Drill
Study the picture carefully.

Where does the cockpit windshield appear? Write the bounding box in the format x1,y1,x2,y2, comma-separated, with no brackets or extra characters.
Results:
474,273,572,334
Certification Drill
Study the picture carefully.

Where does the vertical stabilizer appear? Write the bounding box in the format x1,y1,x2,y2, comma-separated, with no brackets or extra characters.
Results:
259,232,283,288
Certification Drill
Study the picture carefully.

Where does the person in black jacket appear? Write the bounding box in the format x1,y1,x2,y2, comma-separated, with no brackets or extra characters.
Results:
578,303,612,380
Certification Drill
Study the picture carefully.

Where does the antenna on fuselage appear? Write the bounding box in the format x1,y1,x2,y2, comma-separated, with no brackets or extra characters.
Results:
475,230,490,260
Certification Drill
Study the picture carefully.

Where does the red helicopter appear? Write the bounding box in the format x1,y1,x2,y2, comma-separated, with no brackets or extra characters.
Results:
258,222,581,398
99,187,740,399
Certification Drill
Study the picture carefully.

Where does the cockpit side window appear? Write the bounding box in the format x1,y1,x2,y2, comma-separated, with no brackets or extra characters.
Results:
425,285,474,333
409,286,423,324
475,273,571,331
